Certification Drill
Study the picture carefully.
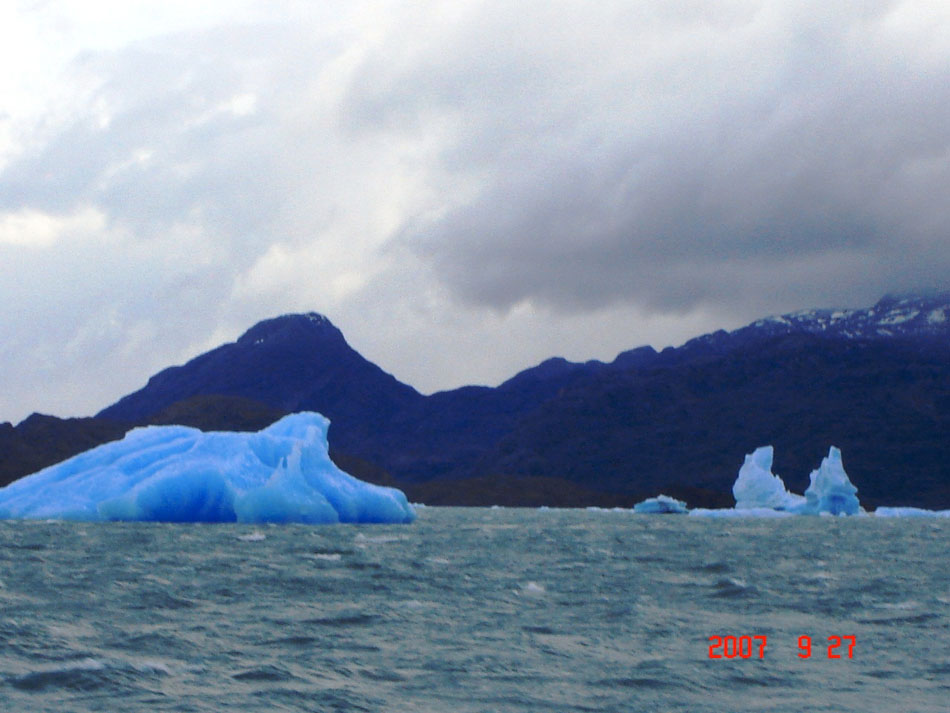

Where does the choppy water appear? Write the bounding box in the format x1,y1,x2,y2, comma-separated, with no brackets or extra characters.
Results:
1,507,948,712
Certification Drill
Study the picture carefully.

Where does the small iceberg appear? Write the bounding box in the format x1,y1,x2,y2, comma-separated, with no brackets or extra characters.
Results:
690,446,863,517
633,494,688,514
644,445,946,518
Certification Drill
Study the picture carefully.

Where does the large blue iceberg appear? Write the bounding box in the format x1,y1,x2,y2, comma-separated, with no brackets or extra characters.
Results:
0,412,415,524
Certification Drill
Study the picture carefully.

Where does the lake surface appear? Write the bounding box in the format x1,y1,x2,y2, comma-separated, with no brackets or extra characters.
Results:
1,507,948,712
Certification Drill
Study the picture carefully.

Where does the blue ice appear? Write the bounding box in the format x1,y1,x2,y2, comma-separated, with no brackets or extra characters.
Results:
732,445,806,511
0,412,415,524
800,446,861,516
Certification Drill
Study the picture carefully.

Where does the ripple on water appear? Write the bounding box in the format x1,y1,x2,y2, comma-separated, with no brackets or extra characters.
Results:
709,577,757,598
0,512,948,713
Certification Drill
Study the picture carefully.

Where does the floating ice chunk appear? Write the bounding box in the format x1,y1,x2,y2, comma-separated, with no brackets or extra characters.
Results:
237,531,267,541
519,581,545,596
633,494,688,514
689,507,795,518
732,446,806,511
874,507,950,518
800,447,861,515
0,412,415,524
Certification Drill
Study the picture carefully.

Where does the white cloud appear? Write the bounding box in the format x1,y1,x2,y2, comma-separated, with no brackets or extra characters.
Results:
0,206,106,247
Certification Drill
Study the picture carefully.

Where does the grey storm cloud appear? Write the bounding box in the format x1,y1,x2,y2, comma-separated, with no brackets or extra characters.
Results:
2,24,293,236
2,0,949,423
342,0,950,312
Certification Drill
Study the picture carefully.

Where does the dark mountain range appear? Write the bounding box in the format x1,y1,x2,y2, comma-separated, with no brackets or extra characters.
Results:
2,293,948,508
0,414,129,489
480,334,949,508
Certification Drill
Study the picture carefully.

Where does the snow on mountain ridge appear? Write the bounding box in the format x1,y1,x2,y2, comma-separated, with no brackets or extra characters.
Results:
750,293,950,341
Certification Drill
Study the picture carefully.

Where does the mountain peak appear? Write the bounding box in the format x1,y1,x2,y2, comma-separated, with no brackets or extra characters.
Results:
236,312,344,347
97,310,421,426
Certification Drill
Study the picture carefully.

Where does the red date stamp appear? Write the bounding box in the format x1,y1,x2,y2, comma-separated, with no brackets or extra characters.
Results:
708,635,855,659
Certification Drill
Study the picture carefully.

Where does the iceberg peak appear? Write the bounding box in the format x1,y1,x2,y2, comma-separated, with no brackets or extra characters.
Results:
732,446,806,511
803,446,860,515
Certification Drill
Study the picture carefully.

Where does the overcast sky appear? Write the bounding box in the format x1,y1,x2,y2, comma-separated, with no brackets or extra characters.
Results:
2,0,948,424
